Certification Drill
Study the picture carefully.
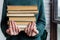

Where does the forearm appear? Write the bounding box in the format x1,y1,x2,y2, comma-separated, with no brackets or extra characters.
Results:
32,0,46,38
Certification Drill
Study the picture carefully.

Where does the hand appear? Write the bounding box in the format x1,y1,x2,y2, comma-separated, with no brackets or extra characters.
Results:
24,22,39,37
6,21,21,36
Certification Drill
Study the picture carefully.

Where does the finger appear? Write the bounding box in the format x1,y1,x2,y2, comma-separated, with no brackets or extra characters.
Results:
28,23,31,36
9,28,13,35
11,21,16,35
31,32,36,36
24,27,28,34
9,21,14,35
17,26,20,33
31,22,34,30
31,22,38,36
6,29,10,34
25,28,27,33
12,21,20,35
25,23,29,33
27,23,30,36
18,26,21,32
28,22,32,36
31,21,36,31
13,21,19,33
26,22,31,36
32,22,38,33
31,29,39,36
32,22,36,28
24,23,29,34
16,23,19,33
9,21,12,28
7,21,9,25
30,22,34,36
24,22,30,33
33,29,39,34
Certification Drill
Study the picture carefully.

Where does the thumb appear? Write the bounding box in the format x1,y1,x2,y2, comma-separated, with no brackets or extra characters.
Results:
33,29,39,34
6,29,10,33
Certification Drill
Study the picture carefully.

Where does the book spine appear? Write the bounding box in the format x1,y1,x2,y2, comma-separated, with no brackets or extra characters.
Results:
9,17,36,21
8,11,38,14
7,6,38,11
7,14,35,17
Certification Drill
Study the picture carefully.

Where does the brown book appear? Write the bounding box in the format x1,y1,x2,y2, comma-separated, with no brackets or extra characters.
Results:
7,13,35,17
15,21,30,25
8,21,31,25
8,11,38,14
9,17,36,21
7,6,38,11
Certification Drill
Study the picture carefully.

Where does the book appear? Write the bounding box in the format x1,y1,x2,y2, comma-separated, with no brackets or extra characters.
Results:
8,11,38,14
17,24,27,31
7,21,31,25
9,17,36,21
7,6,38,11
15,21,32,25
17,24,27,29
7,13,35,17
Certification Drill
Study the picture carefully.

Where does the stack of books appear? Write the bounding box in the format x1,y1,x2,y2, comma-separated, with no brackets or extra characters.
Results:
7,6,38,30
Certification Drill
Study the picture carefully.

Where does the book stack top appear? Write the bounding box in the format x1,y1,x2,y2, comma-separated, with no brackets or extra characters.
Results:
7,6,38,11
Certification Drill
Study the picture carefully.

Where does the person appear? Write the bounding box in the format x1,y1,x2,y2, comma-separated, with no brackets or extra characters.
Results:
1,0,46,40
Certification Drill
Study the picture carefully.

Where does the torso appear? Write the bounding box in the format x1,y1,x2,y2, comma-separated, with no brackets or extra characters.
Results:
8,0,38,5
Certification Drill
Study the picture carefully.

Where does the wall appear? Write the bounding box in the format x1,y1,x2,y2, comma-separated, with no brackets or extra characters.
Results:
44,0,50,40
0,0,6,40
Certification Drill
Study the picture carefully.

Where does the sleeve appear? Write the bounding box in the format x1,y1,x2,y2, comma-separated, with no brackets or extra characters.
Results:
32,0,46,38
1,0,10,38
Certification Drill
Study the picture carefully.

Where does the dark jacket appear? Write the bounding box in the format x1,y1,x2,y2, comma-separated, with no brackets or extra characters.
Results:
1,0,46,40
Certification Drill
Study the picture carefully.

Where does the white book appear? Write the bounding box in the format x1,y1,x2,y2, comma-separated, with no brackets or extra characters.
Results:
17,24,27,29
17,24,27,31
7,14,35,17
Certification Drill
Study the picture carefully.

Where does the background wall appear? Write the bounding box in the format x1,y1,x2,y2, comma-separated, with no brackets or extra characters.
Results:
0,0,6,40
44,0,50,40
0,0,50,40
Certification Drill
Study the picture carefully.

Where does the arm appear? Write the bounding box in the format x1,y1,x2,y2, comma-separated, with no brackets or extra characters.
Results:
34,0,46,38
24,0,46,38
1,0,22,37
1,0,10,37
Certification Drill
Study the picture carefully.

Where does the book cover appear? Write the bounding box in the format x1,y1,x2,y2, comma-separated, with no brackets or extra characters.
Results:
7,6,38,11
9,16,36,21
